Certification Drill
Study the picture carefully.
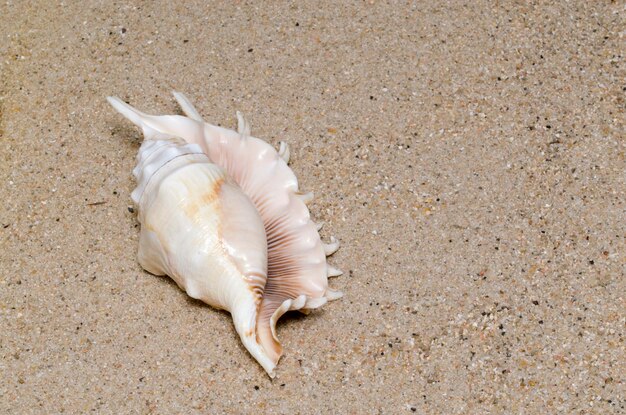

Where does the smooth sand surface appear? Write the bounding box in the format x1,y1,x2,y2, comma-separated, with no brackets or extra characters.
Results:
1,1,624,413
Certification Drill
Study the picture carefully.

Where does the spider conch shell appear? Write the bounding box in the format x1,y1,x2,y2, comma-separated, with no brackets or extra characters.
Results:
108,108,277,375
108,95,342,375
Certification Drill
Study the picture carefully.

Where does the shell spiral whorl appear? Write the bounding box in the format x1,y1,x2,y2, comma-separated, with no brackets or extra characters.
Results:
130,138,207,205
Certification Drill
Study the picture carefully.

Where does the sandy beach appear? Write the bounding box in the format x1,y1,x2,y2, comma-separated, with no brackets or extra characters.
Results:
1,1,624,413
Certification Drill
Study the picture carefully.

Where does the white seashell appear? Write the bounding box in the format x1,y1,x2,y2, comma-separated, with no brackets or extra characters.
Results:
107,94,343,372
108,97,278,376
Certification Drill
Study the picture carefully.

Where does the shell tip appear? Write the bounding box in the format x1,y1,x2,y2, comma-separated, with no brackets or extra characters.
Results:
236,111,251,136
327,265,343,277
278,141,291,163
323,237,340,256
325,289,343,301
296,191,314,204
172,91,204,122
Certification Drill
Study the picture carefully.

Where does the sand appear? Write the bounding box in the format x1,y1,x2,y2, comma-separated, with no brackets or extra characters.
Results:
1,1,624,413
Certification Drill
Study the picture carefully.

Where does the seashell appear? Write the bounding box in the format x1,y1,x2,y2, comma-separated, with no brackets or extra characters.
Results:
108,94,342,376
